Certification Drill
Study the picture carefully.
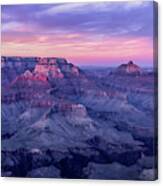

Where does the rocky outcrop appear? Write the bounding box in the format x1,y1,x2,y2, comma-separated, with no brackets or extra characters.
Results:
1,56,37,69
114,61,141,75
1,56,37,87
34,57,81,78
34,58,64,79
2,57,83,105
1,57,81,86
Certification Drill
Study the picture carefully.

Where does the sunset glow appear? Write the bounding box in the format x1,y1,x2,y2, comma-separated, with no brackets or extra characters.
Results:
1,1,154,66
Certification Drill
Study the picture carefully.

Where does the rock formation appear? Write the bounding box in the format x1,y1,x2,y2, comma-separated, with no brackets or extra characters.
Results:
115,61,141,75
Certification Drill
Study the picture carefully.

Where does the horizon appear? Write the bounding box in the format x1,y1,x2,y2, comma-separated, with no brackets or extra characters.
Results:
1,55,153,68
1,1,155,67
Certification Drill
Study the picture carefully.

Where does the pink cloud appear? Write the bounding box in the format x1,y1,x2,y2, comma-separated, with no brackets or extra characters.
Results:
1,32,153,66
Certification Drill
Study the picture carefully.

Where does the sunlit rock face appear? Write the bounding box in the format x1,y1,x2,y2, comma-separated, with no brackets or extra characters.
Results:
13,70,49,84
34,57,81,78
1,57,81,86
34,58,64,79
115,61,141,75
2,57,83,105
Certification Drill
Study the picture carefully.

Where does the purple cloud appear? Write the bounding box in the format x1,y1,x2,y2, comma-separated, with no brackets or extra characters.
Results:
2,1,154,37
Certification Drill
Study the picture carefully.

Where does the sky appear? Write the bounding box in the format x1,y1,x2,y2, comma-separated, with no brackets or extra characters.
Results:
1,1,155,66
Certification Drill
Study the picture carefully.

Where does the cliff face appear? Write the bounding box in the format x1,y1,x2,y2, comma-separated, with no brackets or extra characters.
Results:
2,57,83,105
2,56,81,83
1,56,37,87
34,58,64,79
34,57,81,78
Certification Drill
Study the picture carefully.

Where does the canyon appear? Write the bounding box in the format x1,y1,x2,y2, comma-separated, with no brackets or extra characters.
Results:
1,56,157,180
